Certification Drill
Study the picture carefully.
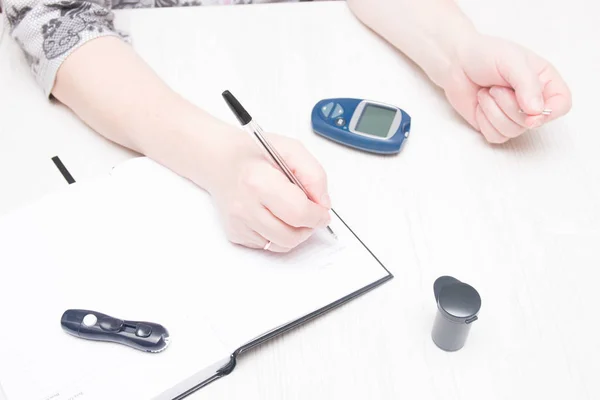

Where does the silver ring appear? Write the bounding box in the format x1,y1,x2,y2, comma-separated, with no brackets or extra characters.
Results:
263,241,272,251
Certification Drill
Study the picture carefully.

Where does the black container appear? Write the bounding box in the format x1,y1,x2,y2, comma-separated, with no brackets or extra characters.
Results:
431,276,481,351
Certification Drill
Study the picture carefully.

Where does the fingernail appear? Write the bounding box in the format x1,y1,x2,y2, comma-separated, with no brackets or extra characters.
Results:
489,87,500,97
321,193,331,208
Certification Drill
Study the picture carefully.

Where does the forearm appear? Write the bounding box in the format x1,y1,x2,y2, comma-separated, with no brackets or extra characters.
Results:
347,0,477,87
52,36,233,192
5,0,226,190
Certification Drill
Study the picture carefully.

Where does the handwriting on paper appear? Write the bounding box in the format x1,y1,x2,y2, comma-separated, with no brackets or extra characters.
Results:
263,230,347,269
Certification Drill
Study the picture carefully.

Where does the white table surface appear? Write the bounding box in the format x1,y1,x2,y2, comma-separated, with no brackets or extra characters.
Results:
1,1,599,399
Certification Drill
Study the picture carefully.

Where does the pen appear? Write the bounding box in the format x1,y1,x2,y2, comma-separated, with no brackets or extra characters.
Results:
222,90,337,240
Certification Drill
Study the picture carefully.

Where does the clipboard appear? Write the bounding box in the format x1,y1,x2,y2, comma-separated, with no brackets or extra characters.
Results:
0,157,392,400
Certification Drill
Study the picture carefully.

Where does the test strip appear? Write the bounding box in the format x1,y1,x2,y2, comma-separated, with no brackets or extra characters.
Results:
518,109,552,115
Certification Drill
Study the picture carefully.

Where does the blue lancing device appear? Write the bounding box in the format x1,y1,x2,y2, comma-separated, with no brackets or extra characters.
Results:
311,98,411,154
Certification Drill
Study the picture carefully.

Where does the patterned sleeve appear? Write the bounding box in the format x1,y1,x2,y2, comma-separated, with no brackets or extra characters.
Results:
2,0,123,97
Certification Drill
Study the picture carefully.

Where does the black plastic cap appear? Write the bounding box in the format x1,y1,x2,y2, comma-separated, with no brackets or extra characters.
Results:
222,90,252,125
434,276,481,323
434,276,460,302
61,309,86,336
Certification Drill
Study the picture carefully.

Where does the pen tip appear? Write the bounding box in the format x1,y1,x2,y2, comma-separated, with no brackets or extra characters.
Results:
326,226,338,240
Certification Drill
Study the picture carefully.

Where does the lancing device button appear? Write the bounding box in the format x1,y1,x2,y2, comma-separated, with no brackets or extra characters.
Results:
82,314,97,327
135,324,152,338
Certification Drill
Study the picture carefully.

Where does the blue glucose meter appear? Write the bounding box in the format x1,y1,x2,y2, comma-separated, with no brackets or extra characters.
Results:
311,98,411,154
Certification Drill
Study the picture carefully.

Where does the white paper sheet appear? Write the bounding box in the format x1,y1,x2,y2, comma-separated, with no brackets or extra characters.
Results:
0,157,389,400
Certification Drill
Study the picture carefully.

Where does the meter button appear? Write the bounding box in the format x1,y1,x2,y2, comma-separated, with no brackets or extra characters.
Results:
331,104,344,119
321,102,334,118
335,118,345,127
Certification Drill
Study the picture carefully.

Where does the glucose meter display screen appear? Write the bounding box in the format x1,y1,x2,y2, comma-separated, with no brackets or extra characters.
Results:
355,104,396,138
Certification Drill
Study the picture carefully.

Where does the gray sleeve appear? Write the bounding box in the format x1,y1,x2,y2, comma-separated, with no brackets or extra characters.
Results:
2,0,123,96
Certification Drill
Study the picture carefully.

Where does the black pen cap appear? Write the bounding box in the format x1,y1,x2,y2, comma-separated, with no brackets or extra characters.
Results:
222,90,252,125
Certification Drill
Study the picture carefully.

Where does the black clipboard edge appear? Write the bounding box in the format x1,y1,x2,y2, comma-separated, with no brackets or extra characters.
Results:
171,210,393,399
232,273,393,360
171,371,225,400
171,274,392,400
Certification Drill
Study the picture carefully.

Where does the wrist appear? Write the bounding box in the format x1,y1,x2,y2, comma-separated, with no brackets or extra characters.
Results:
348,0,478,90
419,21,479,89
137,96,243,195
176,111,244,195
